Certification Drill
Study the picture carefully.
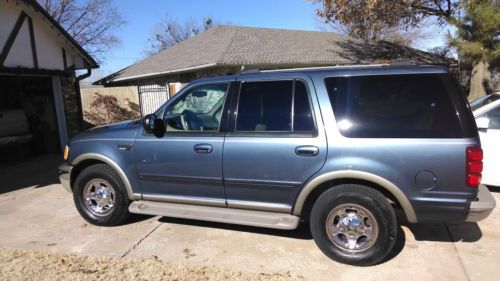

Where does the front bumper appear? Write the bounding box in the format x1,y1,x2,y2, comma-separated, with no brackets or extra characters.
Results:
58,163,72,193
466,184,496,222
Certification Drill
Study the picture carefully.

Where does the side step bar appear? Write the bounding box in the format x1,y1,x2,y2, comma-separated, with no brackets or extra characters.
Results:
129,201,300,230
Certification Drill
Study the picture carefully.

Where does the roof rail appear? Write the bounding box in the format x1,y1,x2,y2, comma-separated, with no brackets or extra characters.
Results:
262,64,389,73
239,68,260,74
389,60,417,66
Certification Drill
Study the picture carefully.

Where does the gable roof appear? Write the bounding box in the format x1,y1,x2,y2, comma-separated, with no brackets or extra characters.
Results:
97,25,453,85
23,0,98,68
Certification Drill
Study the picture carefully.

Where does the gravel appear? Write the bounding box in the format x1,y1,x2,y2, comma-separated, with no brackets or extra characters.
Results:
0,248,303,281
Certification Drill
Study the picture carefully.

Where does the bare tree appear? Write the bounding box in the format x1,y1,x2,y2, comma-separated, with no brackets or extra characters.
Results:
38,0,125,60
146,14,215,55
314,0,500,99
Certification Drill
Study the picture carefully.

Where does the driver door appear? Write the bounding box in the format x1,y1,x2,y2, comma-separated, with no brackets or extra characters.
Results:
133,82,231,206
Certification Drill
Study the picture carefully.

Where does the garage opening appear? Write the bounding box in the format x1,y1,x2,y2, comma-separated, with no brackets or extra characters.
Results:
0,75,60,164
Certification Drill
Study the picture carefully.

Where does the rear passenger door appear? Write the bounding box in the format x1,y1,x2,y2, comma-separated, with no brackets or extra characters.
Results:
222,74,327,213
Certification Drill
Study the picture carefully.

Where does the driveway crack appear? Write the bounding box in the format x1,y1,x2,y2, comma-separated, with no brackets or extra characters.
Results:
445,223,471,281
121,221,162,258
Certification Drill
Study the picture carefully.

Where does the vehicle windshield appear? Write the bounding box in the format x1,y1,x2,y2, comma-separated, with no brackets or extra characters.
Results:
470,94,500,111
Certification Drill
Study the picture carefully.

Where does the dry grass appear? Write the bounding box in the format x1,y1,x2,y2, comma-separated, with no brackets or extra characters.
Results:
0,248,303,281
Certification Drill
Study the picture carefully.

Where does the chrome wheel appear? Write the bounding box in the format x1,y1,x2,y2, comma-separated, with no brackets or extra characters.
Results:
83,179,116,216
326,204,378,253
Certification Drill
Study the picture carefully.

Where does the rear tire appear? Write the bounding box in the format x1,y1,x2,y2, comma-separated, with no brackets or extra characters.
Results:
310,184,397,266
73,164,130,226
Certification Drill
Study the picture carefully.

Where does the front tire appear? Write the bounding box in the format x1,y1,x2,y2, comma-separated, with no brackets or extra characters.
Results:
310,184,397,266
73,164,130,226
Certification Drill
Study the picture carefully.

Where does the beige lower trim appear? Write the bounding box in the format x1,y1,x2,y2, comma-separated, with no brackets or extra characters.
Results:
59,173,71,192
72,153,140,201
142,194,226,207
466,184,496,222
293,170,418,223
227,200,291,213
129,201,300,230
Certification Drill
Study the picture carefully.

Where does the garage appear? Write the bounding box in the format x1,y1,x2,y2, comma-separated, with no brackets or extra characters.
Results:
0,0,98,165
0,75,59,156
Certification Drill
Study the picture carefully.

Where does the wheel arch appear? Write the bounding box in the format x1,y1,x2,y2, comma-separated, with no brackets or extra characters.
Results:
70,153,140,201
293,170,417,223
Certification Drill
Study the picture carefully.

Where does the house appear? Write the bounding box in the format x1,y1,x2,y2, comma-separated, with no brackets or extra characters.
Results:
0,0,98,155
94,25,454,115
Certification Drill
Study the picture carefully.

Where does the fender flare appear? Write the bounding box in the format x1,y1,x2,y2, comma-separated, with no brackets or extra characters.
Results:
292,170,417,223
72,153,141,201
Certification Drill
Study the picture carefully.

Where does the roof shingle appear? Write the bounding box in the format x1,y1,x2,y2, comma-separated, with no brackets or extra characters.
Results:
99,25,452,84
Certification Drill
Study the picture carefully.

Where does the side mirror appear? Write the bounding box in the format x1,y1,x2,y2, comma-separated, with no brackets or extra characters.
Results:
476,117,490,131
143,114,158,134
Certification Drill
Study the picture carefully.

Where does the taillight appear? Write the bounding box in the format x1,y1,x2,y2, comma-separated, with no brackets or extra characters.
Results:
466,147,483,188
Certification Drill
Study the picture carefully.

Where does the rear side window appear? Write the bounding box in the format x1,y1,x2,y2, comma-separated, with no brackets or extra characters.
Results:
236,80,315,133
325,74,468,138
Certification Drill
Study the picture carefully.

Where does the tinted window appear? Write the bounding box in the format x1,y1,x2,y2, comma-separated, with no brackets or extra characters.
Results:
163,83,227,131
481,106,500,129
236,80,314,133
325,74,464,138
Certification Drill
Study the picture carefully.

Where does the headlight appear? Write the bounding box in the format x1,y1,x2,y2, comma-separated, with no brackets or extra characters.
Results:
63,145,70,161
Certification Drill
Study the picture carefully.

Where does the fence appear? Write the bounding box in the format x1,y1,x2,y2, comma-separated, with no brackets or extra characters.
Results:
138,84,169,116
81,83,180,121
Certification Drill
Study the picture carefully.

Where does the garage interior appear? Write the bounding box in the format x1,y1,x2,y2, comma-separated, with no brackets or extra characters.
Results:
0,75,60,164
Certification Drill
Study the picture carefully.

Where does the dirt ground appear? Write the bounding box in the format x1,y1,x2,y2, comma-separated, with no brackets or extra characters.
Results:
0,248,303,281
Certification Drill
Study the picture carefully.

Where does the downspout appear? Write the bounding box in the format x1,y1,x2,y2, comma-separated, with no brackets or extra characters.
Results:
75,68,92,131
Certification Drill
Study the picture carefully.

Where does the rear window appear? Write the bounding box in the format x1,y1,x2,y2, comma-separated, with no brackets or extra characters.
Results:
325,73,473,138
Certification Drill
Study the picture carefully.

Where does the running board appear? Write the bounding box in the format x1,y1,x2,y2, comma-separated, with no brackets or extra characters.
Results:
129,200,300,230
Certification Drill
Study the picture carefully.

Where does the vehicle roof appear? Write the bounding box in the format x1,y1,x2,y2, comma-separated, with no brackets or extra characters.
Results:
191,64,449,84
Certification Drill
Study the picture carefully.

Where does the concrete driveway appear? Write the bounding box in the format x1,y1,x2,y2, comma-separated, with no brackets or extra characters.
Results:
0,155,499,281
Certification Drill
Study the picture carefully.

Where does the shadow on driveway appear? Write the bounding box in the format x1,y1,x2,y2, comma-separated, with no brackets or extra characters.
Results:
155,205,483,265
0,154,60,194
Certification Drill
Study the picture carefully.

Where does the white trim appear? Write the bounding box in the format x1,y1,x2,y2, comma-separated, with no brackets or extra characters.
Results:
51,76,68,152
112,63,218,82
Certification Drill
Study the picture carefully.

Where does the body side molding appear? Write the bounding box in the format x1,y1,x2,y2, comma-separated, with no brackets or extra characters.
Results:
293,170,418,223
72,153,140,200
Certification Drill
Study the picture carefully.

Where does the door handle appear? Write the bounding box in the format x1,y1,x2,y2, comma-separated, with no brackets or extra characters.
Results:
194,143,213,154
295,146,319,157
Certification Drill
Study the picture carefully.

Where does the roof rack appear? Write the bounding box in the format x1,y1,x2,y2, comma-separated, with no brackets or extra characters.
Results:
238,68,260,74
389,60,417,66
261,64,390,73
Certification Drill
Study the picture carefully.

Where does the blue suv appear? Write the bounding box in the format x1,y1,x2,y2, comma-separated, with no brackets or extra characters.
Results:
59,65,496,265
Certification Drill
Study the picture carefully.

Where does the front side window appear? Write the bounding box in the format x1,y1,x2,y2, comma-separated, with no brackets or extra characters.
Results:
163,83,228,132
235,80,315,133
325,74,464,138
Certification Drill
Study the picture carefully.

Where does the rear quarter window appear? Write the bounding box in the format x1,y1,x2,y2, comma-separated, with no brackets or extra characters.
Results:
325,73,474,138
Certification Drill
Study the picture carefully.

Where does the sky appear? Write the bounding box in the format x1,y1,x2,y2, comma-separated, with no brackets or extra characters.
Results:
92,0,448,80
